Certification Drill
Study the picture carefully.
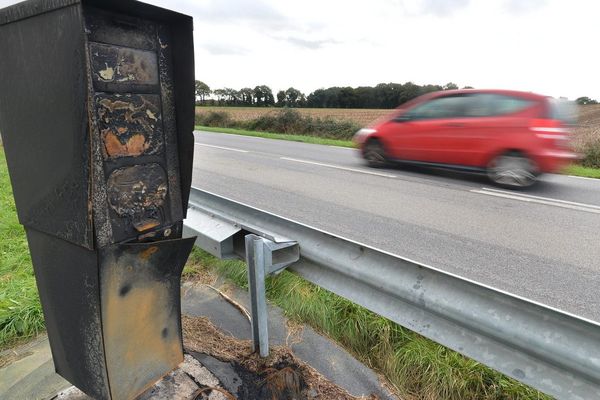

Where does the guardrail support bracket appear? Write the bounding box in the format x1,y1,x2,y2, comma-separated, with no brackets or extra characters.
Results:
245,234,299,357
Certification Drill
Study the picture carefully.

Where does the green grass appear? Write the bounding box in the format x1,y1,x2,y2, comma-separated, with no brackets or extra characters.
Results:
195,126,355,148
184,248,549,400
562,164,600,179
0,148,44,350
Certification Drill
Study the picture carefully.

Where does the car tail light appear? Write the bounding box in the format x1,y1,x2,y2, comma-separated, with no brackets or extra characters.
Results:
529,119,572,149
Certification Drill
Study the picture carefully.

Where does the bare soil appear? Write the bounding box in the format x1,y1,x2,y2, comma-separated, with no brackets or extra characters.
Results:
182,316,380,400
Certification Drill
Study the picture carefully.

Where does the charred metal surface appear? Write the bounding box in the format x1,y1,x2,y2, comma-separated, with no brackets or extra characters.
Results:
0,0,79,25
86,10,185,246
90,43,159,92
84,6,157,51
0,1,195,399
107,163,168,232
86,32,114,248
168,16,195,217
26,229,110,399
99,237,195,400
157,24,184,224
0,3,93,248
88,51,114,249
137,221,183,242
94,93,164,159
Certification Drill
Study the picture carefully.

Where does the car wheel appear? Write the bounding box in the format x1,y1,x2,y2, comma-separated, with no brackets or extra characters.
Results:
363,140,388,168
487,152,538,188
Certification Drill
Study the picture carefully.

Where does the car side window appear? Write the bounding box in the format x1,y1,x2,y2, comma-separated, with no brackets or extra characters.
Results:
407,95,471,120
464,94,534,117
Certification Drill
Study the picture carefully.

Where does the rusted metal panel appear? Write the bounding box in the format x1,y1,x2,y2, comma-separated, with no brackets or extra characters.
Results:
99,237,195,400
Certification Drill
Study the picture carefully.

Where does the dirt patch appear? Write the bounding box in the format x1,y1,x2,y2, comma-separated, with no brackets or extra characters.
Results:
182,316,379,400
285,319,305,347
184,265,219,286
0,350,32,369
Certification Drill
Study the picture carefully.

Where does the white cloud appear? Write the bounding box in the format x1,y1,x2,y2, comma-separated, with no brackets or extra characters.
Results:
416,0,471,17
503,0,548,15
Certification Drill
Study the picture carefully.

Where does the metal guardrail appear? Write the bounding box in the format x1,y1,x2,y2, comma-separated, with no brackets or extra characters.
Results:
183,186,600,400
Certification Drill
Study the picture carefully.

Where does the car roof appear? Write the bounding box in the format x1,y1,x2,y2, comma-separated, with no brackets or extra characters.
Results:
394,89,548,110
428,89,547,101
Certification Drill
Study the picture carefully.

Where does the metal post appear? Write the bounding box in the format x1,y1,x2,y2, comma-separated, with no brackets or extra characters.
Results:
245,234,270,357
244,233,299,357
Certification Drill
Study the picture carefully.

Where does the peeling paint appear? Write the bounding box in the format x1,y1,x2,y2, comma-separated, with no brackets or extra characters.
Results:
98,63,115,81
134,219,160,232
146,109,157,121
98,98,134,112
90,43,159,86
95,94,164,160
103,131,149,157
106,164,168,233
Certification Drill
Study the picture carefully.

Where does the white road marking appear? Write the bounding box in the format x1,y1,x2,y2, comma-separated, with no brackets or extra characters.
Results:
328,145,356,150
195,143,249,153
568,175,600,182
480,187,600,209
471,188,600,214
280,157,397,178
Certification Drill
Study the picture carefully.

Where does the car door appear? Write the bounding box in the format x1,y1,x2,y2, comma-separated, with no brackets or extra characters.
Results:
419,94,480,165
389,95,471,163
438,93,538,167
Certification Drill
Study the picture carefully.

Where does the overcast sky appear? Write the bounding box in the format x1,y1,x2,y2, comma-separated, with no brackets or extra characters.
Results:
1,0,598,100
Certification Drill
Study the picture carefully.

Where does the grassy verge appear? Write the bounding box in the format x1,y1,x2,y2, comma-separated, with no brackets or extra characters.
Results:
562,163,600,179
195,126,355,148
184,248,549,400
0,148,44,350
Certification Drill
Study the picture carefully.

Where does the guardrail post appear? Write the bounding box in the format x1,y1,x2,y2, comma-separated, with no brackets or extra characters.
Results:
244,234,299,357
246,235,269,357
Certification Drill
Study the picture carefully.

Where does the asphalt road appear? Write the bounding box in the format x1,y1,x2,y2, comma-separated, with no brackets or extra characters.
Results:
191,130,600,322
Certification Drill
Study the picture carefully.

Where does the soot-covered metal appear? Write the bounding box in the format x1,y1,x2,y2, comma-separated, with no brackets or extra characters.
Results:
0,1,195,399
95,94,164,159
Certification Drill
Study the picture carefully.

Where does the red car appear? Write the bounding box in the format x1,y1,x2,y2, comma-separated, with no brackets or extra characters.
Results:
354,89,578,187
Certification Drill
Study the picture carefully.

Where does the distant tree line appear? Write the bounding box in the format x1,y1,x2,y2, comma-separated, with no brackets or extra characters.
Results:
195,80,472,109
576,96,598,105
